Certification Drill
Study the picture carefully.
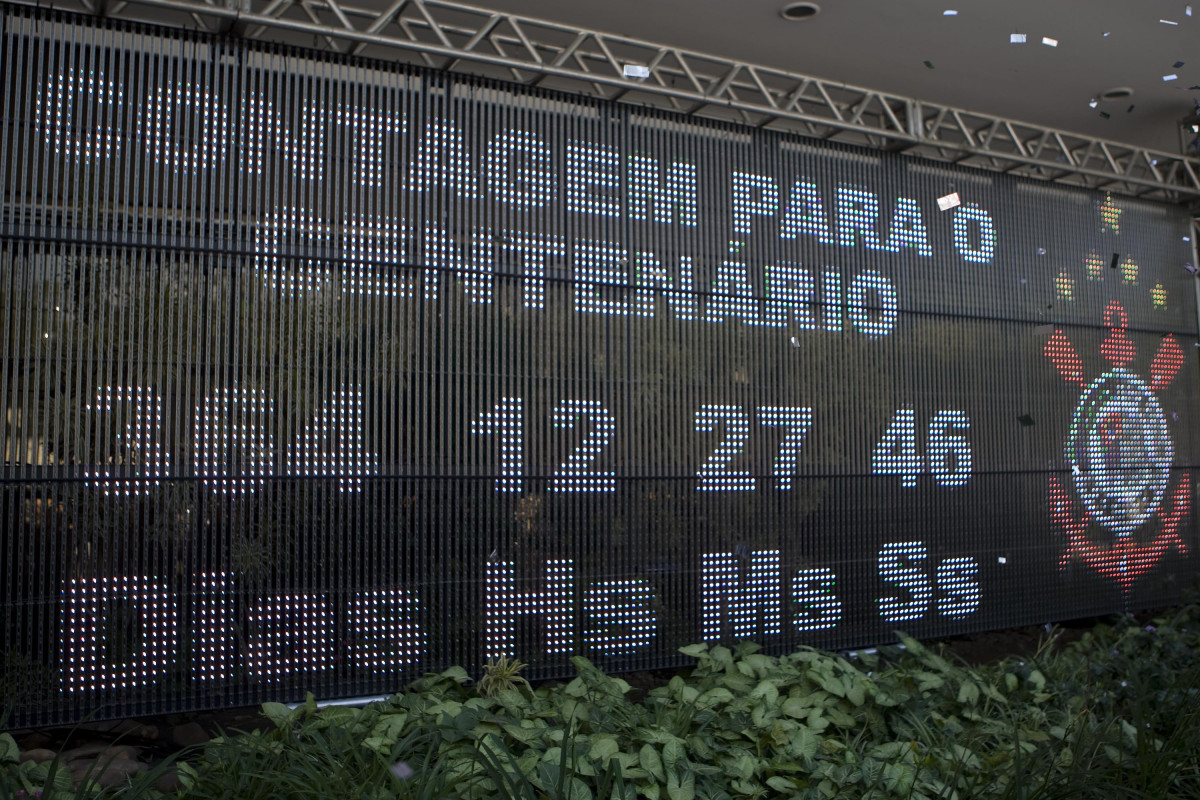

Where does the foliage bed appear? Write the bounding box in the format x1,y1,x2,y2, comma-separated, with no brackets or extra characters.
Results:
6,606,1200,799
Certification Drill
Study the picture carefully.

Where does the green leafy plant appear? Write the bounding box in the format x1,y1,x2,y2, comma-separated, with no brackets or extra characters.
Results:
476,655,532,699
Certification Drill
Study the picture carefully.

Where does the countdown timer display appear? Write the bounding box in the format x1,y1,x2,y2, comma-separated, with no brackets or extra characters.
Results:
1,4,1198,726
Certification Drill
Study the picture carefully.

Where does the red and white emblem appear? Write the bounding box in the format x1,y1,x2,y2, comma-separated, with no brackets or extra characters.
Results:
1044,301,1190,590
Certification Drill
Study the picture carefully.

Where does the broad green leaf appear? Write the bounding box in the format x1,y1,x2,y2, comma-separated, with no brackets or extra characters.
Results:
441,665,471,684
766,775,794,792
1028,670,1047,691
697,687,734,707
1004,673,1019,693
732,753,756,781
589,736,620,763
788,726,819,762
782,695,811,718
956,680,980,705
0,733,18,764
914,672,944,692
844,677,867,707
709,646,735,673
640,744,666,782
808,668,846,698
678,643,708,658
262,702,295,728
667,768,696,800
663,739,686,773
750,680,779,705
566,776,595,800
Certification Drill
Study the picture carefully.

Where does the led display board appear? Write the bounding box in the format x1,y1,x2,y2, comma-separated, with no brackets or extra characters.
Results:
1,4,1198,726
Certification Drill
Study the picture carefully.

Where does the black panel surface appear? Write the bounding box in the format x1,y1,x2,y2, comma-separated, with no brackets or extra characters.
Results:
1,4,1198,726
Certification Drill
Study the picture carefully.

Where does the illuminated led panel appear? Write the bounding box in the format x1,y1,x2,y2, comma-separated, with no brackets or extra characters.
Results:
36,70,123,161
83,386,170,497
485,560,575,659
472,397,524,492
486,130,554,207
845,271,899,338
700,550,781,640
756,406,813,490
192,573,235,681
877,542,933,623
951,203,998,263
791,568,842,631
627,156,698,226
566,141,620,217
550,400,616,492
137,82,228,173
246,595,332,681
60,577,178,692
936,558,981,617
695,406,755,491
254,208,332,295
286,387,378,492
574,239,632,315
194,387,276,495
342,215,415,297
348,590,426,670
582,579,658,655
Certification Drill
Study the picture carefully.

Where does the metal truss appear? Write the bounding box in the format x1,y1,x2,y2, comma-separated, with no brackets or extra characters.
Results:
25,0,1200,210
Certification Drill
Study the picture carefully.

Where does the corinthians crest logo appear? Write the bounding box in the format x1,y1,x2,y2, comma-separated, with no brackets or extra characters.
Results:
1042,194,1191,591
1044,301,1191,591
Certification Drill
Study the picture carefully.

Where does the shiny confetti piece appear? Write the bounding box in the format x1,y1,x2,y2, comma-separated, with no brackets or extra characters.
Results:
1175,61,1186,68
390,762,414,780
1088,98,1099,108
1164,74,1179,81
943,9,958,15
790,336,801,347
1017,414,1035,426
1185,262,1198,274
924,60,935,68
1099,111,1111,118
936,191,961,210
1011,32,1027,43
1127,104,1136,113
1042,36,1058,46
1037,247,1047,255
997,556,1007,564
1188,5,1193,15
1103,31,1111,36
1110,253,1120,269
622,64,650,78
1161,18,1180,24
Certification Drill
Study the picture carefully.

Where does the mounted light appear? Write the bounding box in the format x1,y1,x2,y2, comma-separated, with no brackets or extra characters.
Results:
780,2,821,20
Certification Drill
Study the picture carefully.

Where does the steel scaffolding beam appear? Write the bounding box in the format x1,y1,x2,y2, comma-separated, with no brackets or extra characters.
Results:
18,0,1200,209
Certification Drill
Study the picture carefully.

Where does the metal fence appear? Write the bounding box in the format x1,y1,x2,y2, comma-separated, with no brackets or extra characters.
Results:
1,3,1198,727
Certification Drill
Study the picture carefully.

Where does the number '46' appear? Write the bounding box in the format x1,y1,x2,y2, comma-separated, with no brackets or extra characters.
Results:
871,408,972,488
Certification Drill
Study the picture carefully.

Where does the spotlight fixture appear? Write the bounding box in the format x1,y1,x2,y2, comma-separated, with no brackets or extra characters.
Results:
1099,87,1134,101
780,2,821,20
